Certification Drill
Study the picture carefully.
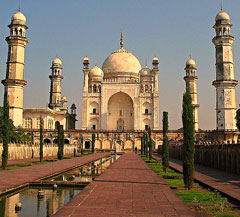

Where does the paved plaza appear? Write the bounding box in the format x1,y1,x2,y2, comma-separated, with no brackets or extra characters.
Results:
53,153,194,217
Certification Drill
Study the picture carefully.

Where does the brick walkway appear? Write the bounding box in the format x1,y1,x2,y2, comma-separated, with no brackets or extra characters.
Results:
0,153,110,194
53,153,194,217
153,155,240,203
0,154,76,167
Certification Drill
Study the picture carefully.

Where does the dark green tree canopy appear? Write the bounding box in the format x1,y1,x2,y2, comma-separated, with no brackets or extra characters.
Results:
182,92,195,190
0,107,31,143
236,108,240,131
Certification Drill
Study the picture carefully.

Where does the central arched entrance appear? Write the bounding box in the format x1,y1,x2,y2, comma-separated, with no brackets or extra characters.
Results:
108,92,134,130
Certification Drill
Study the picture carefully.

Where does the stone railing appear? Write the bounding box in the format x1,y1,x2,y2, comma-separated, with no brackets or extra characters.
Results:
0,143,79,161
158,143,240,175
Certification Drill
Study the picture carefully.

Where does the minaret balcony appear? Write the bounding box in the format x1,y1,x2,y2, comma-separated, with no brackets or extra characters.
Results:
6,35,28,43
2,78,27,87
212,79,238,87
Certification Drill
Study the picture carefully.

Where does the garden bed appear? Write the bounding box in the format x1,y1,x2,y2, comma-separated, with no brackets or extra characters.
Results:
140,155,240,217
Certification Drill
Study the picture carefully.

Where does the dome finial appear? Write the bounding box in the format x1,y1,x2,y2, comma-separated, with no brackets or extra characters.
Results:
95,61,98,66
220,3,223,11
190,53,192,59
18,5,21,12
120,31,124,48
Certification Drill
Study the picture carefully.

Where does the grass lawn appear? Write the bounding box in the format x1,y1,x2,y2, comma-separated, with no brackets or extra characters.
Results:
140,155,240,217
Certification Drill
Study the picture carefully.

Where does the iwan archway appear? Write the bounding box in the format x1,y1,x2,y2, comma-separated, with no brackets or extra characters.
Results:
107,92,134,130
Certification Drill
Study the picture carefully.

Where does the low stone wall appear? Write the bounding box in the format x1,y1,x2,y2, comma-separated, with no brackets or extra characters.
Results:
158,144,240,175
0,143,79,161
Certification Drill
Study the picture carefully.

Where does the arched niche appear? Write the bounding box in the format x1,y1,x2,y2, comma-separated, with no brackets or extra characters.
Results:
102,140,111,149
107,92,134,130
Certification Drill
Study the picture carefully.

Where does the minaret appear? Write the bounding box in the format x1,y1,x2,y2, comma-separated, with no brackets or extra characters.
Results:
212,8,238,130
83,57,90,92
82,57,90,129
184,57,199,131
49,57,63,109
152,57,160,130
1,9,28,127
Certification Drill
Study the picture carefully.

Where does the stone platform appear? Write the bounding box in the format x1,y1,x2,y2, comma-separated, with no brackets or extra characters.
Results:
53,153,194,217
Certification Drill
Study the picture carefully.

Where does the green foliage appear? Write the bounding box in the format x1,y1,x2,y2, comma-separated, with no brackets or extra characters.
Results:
57,123,64,160
182,92,195,190
80,136,84,155
142,157,182,179
236,108,240,131
141,136,143,155
164,179,199,187
148,127,152,160
1,93,10,169
39,117,43,162
141,155,239,217
162,111,169,172
176,190,227,204
0,108,32,145
92,133,95,153
144,132,148,158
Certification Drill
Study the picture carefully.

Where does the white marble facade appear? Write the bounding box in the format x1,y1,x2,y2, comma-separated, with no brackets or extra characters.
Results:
82,33,160,131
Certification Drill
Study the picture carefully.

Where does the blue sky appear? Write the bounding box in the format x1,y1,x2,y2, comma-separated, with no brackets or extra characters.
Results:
0,0,240,130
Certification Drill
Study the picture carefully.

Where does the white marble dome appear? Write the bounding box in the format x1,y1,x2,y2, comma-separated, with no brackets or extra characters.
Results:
11,11,26,24
102,47,141,77
140,66,151,76
89,65,103,77
215,11,230,22
52,57,62,65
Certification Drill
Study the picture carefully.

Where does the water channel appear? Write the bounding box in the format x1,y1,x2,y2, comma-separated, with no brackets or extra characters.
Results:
0,154,120,217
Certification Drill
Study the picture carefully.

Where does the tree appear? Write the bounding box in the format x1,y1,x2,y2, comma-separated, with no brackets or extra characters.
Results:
148,127,152,160
236,108,240,131
39,117,43,162
162,111,169,172
141,136,143,155
182,92,195,190
57,123,64,160
145,132,148,158
92,133,95,153
80,136,84,155
1,92,10,169
60,125,64,158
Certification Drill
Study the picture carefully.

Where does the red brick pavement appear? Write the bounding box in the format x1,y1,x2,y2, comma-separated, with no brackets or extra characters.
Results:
53,153,194,217
153,155,240,203
0,153,110,194
0,154,75,167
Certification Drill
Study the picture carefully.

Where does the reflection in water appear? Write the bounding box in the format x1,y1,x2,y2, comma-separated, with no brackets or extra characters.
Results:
50,155,120,182
0,155,120,217
0,187,81,217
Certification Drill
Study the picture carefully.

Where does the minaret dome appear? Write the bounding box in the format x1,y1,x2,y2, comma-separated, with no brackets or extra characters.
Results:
11,11,26,25
185,58,197,69
215,11,230,23
52,57,62,66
